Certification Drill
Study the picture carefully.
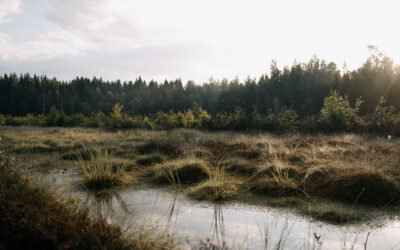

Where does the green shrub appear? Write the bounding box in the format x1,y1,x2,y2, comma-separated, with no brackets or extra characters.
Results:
0,114,5,125
367,96,399,134
65,113,86,127
319,90,363,132
393,116,400,136
46,107,66,126
85,112,107,127
108,103,125,128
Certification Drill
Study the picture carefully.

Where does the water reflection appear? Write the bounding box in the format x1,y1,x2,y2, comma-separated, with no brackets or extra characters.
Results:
38,170,400,250
84,190,130,219
210,206,226,248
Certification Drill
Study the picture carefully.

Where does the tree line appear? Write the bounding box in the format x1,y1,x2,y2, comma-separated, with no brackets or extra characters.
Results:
1,47,400,134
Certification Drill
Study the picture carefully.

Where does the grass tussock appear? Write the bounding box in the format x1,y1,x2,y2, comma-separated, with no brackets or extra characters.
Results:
153,158,212,185
201,140,261,159
136,153,166,167
303,166,400,205
78,145,133,190
136,140,182,156
0,155,134,250
223,158,259,176
190,166,240,201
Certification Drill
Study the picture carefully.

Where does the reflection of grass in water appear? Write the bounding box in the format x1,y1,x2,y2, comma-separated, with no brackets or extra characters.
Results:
85,190,130,219
258,218,295,250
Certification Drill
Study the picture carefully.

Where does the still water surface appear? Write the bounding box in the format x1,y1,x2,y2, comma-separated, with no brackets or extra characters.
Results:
40,169,400,250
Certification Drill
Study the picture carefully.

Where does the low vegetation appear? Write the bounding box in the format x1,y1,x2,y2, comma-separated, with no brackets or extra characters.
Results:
2,90,400,137
0,154,134,249
152,157,212,185
78,145,133,190
2,126,400,224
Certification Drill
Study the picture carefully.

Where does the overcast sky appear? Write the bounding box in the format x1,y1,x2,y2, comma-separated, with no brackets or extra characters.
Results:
0,0,399,83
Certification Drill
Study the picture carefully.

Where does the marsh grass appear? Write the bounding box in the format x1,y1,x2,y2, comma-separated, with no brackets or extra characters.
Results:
153,157,212,185
210,165,226,200
136,153,166,167
190,164,240,201
0,154,134,249
223,157,259,176
127,222,181,250
250,158,305,197
3,127,400,223
78,144,132,190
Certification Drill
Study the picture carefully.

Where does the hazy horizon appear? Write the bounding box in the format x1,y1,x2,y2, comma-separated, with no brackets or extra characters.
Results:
1,0,399,83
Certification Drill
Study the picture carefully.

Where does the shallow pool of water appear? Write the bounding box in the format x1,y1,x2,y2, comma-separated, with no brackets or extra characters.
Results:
40,169,400,250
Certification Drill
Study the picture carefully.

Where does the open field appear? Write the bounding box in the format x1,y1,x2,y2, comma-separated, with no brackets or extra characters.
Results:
1,126,400,225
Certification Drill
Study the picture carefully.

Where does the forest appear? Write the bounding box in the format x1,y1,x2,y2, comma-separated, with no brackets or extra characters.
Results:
1,48,400,134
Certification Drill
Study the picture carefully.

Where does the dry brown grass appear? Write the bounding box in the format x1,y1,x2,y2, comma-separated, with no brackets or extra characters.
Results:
152,157,212,185
2,126,400,216
78,145,133,190
0,154,135,249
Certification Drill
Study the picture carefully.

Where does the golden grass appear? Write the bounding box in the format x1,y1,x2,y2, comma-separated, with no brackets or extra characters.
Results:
78,145,133,190
152,157,212,185
3,127,400,222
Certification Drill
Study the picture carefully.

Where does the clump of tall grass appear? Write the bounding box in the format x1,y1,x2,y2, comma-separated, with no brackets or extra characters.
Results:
223,158,259,176
250,158,304,197
78,144,132,190
152,157,212,185
190,163,240,201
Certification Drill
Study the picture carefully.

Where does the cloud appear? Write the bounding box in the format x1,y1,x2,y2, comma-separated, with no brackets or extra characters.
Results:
1,0,400,82
0,31,89,61
0,40,217,81
0,0,20,24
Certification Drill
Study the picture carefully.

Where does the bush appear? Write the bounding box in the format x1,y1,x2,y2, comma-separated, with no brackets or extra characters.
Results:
154,111,176,130
393,117,400,136
264,108,298,132
46,107,66,126
85,112,107,127
65,113,86,127
0,114,5,125
319,90,363,132
367,96,399,134
108,103,125,128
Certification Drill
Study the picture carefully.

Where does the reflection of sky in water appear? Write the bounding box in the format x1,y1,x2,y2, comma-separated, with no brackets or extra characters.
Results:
41,170,400,250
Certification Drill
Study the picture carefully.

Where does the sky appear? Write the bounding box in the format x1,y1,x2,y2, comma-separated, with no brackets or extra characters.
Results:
0,0,399,83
